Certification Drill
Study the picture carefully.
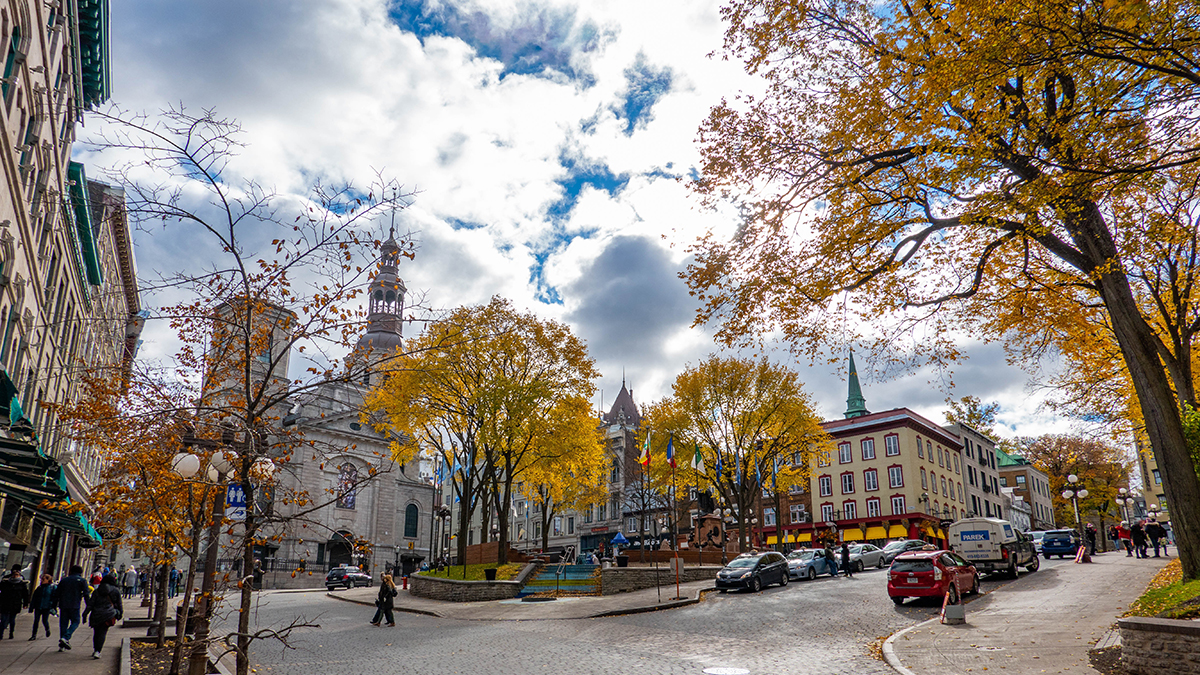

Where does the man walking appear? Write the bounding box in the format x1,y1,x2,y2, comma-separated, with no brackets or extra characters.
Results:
1118,522,1133,556
122,566,138,599
1146,520,1167,558
1131,520,1149,559
0,564,29,639
840,542,854,578
54,564,89,651
168,567,179,598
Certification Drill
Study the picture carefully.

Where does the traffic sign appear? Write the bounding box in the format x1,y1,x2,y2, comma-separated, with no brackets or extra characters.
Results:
226,484,247,521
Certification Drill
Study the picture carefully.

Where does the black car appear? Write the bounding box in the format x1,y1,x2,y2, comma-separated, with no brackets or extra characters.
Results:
326,566,372,590
714,552,790,592
881,539,931,565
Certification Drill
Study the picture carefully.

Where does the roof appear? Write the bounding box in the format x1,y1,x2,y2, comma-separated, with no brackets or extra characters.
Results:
821,407,963,448
603,383,640,427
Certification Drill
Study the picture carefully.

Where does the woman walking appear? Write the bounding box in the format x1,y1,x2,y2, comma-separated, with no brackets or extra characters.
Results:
82,573,122,659
370,574,398,627
28,574,56,640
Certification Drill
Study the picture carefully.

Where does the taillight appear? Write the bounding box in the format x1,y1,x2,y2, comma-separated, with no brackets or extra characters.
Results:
1002,548,1009,559
343,575,349,580
933,567,943,581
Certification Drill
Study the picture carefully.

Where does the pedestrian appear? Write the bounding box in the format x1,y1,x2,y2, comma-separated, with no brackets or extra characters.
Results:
168,567,179,598
0,564,29,639
27,573,56,640
370,574,398,627
1085,524,1097,555
1146,520,1167,557
823,545,838,576
122,566,137,599
82,573,122,660
1131,521,1149,559
53,564,89,651
840,542,854,578
1118,521,1133,556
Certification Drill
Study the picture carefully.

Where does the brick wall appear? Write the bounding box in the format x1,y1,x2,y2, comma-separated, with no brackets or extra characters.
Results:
462,542,529,565
1118,616,1200,674
600,566,721,595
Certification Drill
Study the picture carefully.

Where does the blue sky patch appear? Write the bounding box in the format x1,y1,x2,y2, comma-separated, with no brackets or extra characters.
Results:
546,149,630,222
390,1,613,85
612,53,673,135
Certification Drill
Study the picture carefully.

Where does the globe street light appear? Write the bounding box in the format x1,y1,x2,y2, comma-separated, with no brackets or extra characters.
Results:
1061,474,1088,550
1117,487,1133,523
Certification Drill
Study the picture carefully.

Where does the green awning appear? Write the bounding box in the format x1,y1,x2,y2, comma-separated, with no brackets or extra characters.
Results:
76,0,110,108
68,163,103,286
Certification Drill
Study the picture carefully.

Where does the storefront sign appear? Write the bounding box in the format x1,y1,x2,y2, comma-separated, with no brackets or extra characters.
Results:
96,526,125,541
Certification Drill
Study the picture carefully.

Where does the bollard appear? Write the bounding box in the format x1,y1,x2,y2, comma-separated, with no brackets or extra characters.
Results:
940,589,966,625
402,575,408,590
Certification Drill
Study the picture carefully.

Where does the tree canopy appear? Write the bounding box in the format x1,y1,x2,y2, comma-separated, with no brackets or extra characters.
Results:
688,0,1200,578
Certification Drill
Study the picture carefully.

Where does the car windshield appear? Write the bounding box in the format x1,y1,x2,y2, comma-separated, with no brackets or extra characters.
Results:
891,559,934,573
884,541,907,551
1045,531,1074,538
726,557,760,569
787,551,815,561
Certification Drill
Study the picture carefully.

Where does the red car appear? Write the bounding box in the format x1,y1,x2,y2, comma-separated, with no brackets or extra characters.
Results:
887,550,979,605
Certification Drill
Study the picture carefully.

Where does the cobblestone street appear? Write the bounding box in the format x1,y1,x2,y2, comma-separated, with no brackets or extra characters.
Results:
228,559,1068,675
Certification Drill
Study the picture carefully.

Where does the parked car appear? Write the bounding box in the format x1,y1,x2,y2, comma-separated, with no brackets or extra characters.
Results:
786,548,838,580
1027,531,1048,553
326,566,372,590
881,539,930,564
948,517,1039,578
848,543,886,571
887,550,979,605
1041,530,1081,559
715,552,790,592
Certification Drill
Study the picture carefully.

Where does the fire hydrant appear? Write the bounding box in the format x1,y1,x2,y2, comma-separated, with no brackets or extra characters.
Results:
402,575,408,590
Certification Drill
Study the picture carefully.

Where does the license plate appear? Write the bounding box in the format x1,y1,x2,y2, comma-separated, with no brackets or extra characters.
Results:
906,577,920,584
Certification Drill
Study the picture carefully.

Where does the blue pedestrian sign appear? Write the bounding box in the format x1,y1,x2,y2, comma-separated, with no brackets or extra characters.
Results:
226,484,247,521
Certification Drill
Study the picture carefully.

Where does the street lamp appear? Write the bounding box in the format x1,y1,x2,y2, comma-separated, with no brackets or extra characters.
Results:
1117,487,1134,523
1061,474,1088,550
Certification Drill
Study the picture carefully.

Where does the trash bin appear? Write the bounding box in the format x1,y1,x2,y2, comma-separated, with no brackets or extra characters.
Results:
484,567,497,581
616,555,629,568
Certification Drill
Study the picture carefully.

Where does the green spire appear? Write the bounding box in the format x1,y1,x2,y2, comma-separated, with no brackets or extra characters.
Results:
845,350,870,419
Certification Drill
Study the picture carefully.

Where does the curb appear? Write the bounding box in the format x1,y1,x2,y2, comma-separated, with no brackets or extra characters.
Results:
120,638,132,675
588,586,719,618
325,591,443,617
882,617,938,675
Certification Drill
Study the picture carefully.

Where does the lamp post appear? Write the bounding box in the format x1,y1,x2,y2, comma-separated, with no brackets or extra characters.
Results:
1061,474,1088,549
1117,487,1133,523
183,428,235,675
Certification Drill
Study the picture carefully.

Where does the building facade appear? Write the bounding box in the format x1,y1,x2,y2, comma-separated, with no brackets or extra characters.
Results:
946,422,1005,520
996,448,1056,530
1135,439,1166,517
0,0,133,581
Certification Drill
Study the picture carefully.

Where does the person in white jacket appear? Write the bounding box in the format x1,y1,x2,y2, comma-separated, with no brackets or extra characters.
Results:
122,567,138,599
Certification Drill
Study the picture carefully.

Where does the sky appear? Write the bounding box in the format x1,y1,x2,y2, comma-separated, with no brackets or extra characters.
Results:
88,0,1079,441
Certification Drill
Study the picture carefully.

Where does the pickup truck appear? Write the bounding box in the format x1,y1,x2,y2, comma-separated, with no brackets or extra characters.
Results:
948,517,1040,578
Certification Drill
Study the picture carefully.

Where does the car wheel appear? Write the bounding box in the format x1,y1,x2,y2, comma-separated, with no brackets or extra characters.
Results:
751,576,762,593
965,573,978,595
780,571,789,587
345,580,352,589
1027,555,1040,572
947,584,959,605
807,567,817,581
1044,552,1051,559
878,558,887,570
1008,560,1019,579
891,595,904,605
855,561,864,573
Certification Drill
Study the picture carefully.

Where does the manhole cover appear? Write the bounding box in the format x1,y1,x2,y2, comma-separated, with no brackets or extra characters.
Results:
703,669,750,675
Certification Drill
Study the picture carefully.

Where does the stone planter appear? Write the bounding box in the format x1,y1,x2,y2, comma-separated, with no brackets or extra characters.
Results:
1118,616,1200,674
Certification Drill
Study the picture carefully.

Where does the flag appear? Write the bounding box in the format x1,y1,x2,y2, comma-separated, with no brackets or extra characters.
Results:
639,433,651,467
690,443,705,475
755,458,762,487
715,451,723,476
666,434,676,468
772,457,778,489
735,453,742,486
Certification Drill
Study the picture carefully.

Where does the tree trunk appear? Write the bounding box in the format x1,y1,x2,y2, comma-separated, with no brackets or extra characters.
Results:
170,509,204,675
237,469,255,675
1072,202,1200,579
154,562,169,647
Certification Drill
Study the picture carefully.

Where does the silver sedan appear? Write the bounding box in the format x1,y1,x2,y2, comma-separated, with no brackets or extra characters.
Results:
848,543,886,571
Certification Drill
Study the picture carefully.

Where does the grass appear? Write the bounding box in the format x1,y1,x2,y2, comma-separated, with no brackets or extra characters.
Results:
1126,559,1200,619
417,563,523,581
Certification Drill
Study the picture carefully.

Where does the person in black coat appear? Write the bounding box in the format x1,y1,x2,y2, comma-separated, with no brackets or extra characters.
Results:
27,573,56,640
1146,520,1168,557
82,573,122,659
0,565,29,639
370,574,399,626
1131,521,1149,559
53,564,89,651
840,542,854,578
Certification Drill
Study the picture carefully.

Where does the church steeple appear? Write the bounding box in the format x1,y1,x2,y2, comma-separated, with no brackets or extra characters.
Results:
844,350,870,419
355,229,406,358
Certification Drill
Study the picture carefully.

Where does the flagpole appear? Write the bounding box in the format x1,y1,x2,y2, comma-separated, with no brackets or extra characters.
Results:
672,457,680,599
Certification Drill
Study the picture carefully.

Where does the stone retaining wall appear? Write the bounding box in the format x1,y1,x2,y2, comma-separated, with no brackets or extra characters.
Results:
600,566,721,595
408,563,540,602
1118,616,1200,674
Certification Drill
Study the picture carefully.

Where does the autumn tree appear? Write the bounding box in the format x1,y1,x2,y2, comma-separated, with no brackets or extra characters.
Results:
688,0,1200,577
1019,434,1132,535
79,106,416,675
518,403,607,552
640,355,830,551
368,296,602,564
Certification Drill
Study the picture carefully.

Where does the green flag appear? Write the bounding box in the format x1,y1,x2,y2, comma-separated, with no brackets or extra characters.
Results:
690,443,705,475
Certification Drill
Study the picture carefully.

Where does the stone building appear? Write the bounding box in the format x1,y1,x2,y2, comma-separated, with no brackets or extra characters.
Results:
0,0,141,580
258,233,434,586
996,448,1056,530
945,422,1005,520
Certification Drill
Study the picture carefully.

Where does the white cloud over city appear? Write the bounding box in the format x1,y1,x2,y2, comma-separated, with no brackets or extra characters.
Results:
95,0,1077,439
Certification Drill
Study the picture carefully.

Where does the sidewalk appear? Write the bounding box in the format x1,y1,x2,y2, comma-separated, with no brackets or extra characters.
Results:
0,610,143,675
327,578,717,620
885,553,1170,674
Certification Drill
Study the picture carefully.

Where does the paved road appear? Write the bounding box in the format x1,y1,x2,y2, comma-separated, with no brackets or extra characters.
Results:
222,557,1070,675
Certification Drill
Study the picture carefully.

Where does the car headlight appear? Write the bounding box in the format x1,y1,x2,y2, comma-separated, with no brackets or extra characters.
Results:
739,571,752,579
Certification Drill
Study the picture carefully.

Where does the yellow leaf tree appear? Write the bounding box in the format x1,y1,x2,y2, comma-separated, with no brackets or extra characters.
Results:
689,0,1200,578
641,355,831,551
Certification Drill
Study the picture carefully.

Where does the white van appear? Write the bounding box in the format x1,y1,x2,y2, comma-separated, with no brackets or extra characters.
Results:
948,517,1039,577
